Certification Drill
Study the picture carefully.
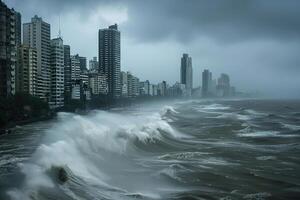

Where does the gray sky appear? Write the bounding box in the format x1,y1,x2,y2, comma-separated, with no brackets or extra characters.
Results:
6,0,300,97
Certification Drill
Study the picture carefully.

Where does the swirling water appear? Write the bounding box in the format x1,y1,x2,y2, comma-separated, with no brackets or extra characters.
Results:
0,99,300,200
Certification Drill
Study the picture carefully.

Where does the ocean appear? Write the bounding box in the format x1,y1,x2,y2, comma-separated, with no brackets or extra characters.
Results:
0,99,300,200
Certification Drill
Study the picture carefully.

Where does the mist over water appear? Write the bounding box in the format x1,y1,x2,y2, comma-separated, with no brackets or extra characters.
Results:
1,99,300,200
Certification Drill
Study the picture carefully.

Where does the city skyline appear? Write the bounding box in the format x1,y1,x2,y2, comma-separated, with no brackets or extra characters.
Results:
4,0,300,98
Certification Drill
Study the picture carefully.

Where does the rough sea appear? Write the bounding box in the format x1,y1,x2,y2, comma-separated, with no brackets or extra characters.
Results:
0,99,300,200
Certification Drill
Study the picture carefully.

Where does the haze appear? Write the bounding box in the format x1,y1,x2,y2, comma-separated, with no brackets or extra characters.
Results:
6,0,300,98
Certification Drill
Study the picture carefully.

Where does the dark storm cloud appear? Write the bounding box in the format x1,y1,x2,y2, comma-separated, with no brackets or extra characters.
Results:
124,0,300,43
10,0,300,43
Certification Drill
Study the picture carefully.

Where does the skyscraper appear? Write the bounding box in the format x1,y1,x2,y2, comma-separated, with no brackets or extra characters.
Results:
180,53,193,96
63,45,71,102
78,56,87,72
89,57,98,72
17,45,38,96
23,15,51,101
98,24,121,99
71,55,80,81
217,73,230,97
202,69,212,98
50,38,64,108
0,1,20,97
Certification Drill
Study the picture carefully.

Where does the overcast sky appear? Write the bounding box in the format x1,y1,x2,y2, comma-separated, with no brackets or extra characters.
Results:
6,0,300,97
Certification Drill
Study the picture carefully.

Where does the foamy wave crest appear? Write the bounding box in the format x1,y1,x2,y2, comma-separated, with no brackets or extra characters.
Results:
160,105,179,116
8,109,183,199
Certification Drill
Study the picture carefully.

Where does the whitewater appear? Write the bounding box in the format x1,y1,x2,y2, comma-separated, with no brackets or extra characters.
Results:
1,99,300,200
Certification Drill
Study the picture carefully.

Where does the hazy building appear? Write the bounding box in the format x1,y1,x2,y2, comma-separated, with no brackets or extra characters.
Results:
149,84,153,96
89,56,98,72
0,2,20,97
217,73,230,97
17,45,37,95
139,80,150,96
49,38,64,109
78,56,87,72
127,72,139,98
168,82,186,97
71,55,80,81
158,81,167,96
153,85,158,96
98,24,121,98
23,15,51,101
202,69,212,98
71,80,81,100
63,45,71,102
180,53,193,96
89,73,108,95
120,71,128,97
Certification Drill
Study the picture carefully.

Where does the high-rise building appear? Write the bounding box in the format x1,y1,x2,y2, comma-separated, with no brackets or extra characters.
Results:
89,73,108,95
71,55,80,81
13,10,21,47
217,73,230,97
120,71,128,97
78,56,87,72
180,53,193,96
139,80,150,96
0,2,20,97
17,45,37,95
202,69,211,97
63,45,71,102
98,24,121,98
158,81,167,96
127,72,139,98
23,15,51,101
89,56,98,72
49,37,64,109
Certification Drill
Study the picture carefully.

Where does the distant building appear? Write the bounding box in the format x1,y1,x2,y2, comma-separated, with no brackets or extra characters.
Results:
120,71,128,97
23,15,51,101
149,84,153,96
158,81,167,96
17,45,38,96
127,72,139,98
0,2,20,97
71,80,81,100
153,85,158,96
71,55,80,81
98,24,121,98
180,53,193,96
202,69,212,98
49,38,64,109
63,45,71,102
217,73,230,97
89,57,98,72
168,82,186,97
78,56,87,72
139,80,150,96
89,73,108,95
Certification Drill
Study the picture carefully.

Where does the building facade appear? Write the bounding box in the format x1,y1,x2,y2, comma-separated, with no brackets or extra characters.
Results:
49,37,64,109
71,55,80,81
120,71,128,97
98,24,121,98
180,53,193,96
78,56,87,72
17,45,37,95
23,15,51,101
89,73,108,95
63,45,71,102
202,69,212,98
89,56,98,72
0,2,20,97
